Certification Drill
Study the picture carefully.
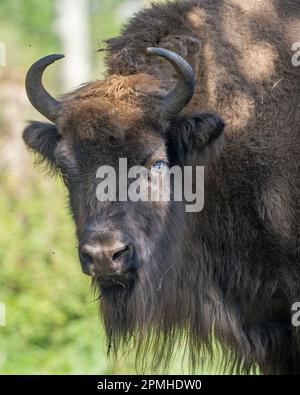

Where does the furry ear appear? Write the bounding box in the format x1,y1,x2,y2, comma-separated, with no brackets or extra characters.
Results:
23,121,61,167
166,112,225,165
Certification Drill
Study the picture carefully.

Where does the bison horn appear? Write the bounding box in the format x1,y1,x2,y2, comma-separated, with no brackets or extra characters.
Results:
146,47,195,117
25,54,65,123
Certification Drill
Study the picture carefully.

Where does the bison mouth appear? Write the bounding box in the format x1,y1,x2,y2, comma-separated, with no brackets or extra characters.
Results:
93,269,137,289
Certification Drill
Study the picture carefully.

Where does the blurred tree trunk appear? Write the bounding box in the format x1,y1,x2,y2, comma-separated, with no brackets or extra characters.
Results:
0,71,28,182
55,0,91,90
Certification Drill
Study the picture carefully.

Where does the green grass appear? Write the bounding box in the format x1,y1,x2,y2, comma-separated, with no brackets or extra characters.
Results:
0,169,110,373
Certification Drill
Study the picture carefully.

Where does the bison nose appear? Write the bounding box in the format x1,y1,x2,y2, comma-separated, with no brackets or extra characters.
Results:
79,232,134,276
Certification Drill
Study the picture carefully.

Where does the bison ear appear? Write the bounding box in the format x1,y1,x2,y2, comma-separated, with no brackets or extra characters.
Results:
166,112,225,164
23,121,61,167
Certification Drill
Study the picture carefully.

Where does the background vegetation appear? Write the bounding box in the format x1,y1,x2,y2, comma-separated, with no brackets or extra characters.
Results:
0,0,225,374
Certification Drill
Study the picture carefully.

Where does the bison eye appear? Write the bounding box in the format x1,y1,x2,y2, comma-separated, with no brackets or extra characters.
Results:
152,160,169,171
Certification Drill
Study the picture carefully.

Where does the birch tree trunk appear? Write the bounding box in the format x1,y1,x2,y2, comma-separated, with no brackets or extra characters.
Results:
55,0,91,91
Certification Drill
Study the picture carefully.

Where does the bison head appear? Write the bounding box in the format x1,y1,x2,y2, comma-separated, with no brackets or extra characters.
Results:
23,49,224,289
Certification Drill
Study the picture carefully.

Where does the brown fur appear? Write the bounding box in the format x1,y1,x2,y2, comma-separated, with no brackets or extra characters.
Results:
23,0,300,374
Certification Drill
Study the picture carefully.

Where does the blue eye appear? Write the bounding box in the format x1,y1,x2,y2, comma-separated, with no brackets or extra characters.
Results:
152,160,168,171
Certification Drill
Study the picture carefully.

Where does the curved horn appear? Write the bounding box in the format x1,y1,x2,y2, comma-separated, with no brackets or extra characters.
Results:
25,54,65,123
146,47,195,117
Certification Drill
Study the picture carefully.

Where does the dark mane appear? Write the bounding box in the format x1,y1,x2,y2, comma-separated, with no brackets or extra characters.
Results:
105,0,202,75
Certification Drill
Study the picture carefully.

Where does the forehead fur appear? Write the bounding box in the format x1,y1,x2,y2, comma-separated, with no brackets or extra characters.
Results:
59,73,162,140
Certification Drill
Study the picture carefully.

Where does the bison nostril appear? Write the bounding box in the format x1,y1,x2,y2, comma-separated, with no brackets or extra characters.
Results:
79,251,93,265
112,245,130,263
79,249,94,276
80,250,93,264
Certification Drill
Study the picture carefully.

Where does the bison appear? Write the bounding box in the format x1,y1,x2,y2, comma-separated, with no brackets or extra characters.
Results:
23,0,300,374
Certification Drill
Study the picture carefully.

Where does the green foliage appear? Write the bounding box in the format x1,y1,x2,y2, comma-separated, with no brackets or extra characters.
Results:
0,0,57,69
0,0,125,74
0,170,111,373
0,0,56,45
0,0,139,374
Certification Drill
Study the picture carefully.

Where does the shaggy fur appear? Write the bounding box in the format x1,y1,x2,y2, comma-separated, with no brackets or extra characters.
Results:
23,0,300,374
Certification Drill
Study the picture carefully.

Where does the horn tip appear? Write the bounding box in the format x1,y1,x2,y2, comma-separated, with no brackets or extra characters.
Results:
47,54,65,63
146,47,156,54
27,54,65,72
54,54,65,59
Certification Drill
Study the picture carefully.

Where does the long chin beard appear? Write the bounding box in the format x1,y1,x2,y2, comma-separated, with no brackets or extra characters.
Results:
91,258,161,361
92,213,201,372
92,255,194,373
94,272,250,375
97,263,159,337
